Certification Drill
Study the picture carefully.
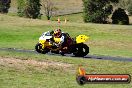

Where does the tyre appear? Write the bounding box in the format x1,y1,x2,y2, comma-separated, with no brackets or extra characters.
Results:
51,50,59,54
35,43,49,54
73,43,89,57
76,76,86,85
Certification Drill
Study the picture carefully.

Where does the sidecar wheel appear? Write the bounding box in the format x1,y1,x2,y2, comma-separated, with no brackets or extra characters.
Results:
73,43,89,57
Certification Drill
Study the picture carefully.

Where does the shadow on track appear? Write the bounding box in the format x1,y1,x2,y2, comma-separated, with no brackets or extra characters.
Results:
0,48,132,62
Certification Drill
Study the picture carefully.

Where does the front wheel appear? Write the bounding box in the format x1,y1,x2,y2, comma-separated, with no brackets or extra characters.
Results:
73,43,89,57
35,43,49,54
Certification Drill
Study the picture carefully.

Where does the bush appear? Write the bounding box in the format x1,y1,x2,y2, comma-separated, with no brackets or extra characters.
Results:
112,8,129,25
24,0,41,19
128,2,132,15
0,0,11,13
82,0,118,24
17,0,41,19
118,0,132,15
17,0,25,17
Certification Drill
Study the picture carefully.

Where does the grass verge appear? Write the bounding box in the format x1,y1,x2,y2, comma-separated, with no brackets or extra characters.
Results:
0,14,132,57
0,50,132,88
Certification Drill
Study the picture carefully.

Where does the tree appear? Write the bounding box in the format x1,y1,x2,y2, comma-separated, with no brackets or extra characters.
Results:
0,0,11,13
118,0,131,10
112,8,129,25
17,0,42,19
17,0,25,17
118,0,132,15
41,0,56,20
128,1,132,15
24,0,42,19
82,0,118,23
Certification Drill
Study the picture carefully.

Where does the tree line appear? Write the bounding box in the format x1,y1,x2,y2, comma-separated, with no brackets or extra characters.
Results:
82,0,131,25
0,0,55,20
0,0,132,25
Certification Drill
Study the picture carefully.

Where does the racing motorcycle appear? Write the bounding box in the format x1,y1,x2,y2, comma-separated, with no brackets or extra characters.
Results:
35,32,89,57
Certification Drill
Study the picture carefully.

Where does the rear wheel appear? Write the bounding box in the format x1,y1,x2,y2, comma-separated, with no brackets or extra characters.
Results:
35,43,49,54
51,50,59,54
73,43,89,57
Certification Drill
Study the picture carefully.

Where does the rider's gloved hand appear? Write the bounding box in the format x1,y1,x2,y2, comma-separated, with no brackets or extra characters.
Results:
52,43,58,49
52,43,58,47
54,43,60,47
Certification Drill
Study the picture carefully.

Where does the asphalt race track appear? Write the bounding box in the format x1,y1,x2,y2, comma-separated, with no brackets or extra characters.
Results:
0,48,132,62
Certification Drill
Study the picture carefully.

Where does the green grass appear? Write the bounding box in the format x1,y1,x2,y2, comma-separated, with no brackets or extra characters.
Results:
51,13,83,23
0,1,131,88
0,14,132,57
0,14,132,88
0,50,132,88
